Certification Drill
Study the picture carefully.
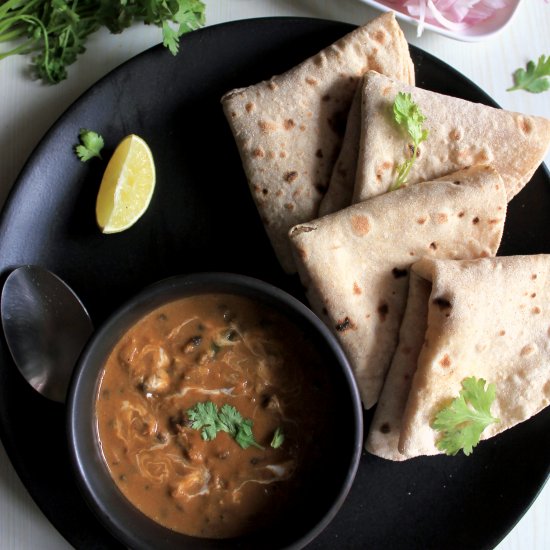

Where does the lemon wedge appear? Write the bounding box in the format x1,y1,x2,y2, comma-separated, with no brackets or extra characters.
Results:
95,134,156,233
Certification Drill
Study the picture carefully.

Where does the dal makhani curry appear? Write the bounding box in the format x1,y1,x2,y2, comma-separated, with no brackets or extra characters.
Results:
95,293,334,538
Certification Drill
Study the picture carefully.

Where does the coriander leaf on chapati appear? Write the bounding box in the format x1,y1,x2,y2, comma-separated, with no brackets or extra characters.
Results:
432,377,499,456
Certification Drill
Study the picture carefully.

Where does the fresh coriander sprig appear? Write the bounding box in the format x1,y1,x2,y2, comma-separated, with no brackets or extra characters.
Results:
507,55,550,94
270,427,284,449
74,129,104,161
187,401,220,441
389,92,429,191
187,401,264,450
431,377,499,456
234,418,263,450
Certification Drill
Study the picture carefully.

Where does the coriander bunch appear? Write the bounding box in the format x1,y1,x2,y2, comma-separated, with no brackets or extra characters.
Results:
0,0,206,84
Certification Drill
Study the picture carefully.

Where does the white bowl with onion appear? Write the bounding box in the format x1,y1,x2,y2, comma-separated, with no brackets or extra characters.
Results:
360,0,522,41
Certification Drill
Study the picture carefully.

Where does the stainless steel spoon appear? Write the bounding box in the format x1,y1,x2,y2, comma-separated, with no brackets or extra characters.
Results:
1,265,93,403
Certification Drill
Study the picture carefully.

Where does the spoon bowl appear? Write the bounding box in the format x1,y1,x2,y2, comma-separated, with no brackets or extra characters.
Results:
1,265,93,402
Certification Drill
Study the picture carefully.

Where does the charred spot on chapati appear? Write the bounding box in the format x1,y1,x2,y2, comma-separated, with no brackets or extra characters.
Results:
377,303,389,321
335,317,355,332
284,171,298,183
283,119,295,130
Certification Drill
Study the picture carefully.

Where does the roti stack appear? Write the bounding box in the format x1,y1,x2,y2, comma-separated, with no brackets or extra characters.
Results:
222,14,550,457
221,13,414,273
289,165,507,409
352,71,550,204
368,255,550,460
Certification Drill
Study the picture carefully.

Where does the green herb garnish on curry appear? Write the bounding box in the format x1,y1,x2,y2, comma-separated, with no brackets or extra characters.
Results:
187,401,265,450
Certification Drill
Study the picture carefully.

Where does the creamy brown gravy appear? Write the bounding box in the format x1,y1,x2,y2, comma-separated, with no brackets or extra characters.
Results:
96,293,333,538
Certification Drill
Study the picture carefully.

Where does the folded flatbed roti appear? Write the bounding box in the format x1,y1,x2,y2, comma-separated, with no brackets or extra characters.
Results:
289,165,507,409
318,85,362,216
221,13,414,273
397,255,550,459
353,71,550,204
366,270,431,460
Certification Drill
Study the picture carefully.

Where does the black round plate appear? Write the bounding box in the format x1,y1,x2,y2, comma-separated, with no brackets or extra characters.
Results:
0,17,548,550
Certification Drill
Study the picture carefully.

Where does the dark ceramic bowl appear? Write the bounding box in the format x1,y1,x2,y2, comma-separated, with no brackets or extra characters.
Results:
67,273,363,550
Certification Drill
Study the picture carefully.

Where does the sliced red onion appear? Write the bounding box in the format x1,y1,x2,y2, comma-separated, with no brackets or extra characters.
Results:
385,0,513,35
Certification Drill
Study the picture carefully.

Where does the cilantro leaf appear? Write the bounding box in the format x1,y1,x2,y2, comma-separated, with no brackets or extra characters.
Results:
270,427,284,449
432,377,499,456
169,0,206,55
235,419,264,450
162,22,180,56
75,129,104,161
187,401,264,450
187,401,221,441
390,92,429,191
217,403,243,436
393,92,429,144
508,55,550,93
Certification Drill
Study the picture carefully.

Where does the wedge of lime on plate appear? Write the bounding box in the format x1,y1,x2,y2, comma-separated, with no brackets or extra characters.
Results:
95,134,155,233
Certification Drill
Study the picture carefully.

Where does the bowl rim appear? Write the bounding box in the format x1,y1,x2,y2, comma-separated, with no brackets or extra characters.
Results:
66,272,364,550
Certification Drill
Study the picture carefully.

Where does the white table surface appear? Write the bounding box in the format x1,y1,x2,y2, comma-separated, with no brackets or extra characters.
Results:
0,1,548,548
